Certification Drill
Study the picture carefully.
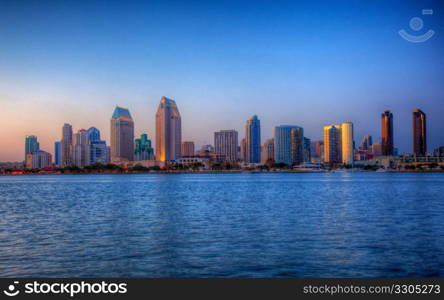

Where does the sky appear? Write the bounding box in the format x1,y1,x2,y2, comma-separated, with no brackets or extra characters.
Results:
0,0,443,161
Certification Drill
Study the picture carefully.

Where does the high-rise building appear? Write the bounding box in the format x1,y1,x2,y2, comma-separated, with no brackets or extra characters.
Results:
214,130,238,162
359,135,373,150
245,115,261,163
240,138,247,162
155,97,182,162
303,137,311,163
61,123,73,167
323,122,354,164
341,122,354,164
412,108,426,156
87,127,101,142
313,140,324,158
434,146,444,157
381,110,394,156
54,141,61,167
261,138,275,164
111,106,134,163
135,134,155,161
274,125,304,165
74,129,89,167
25,135,40,160
25,150,52,169
181,141,195,157
89,140,110,165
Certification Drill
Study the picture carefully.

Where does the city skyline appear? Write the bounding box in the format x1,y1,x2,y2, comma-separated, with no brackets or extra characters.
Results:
1,0,444,161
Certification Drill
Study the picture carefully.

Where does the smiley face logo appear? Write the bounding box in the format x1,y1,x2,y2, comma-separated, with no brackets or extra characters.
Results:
399,9,435,43
3,281,20,297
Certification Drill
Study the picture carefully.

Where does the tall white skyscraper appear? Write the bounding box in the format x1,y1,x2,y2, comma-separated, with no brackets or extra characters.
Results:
155,96,182,162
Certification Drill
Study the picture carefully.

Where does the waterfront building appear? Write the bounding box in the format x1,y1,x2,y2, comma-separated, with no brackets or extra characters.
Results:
89,140,110,165
214,130,238,162
274,125,304,165
240,138,247,162
135,134,155,161
181,141,195,157
359,135,373,150
54,141,61,167
261,138,275,164
61,123,73,167
111,106,134,163
371,142,383,156
25,135,39,159
245,115,261,163
155,97,182,162
313,140,324,159
25,150,52,169
303,137,311,163
323,122,354,164
412,108,427,156
381,110,394,156
87,127,101,142
74,129,89,167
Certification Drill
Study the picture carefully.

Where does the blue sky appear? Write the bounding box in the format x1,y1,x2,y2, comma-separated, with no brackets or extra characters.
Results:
0,0,443,161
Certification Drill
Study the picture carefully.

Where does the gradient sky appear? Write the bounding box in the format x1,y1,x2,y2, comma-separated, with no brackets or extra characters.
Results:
1,0,443,161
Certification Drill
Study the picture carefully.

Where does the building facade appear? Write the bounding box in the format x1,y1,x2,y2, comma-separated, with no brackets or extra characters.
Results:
74,129,89,168
303,137,311,163
155,97,182,162
54,141,61,167
111,106,134,163
214,130,238,162
25,150,52,169
323,122,354,165
381,110,394,156
412,108,426,156
181,141,195,157
359,135,373,150
245,115,261,163
261,138,275,164
61,123,73,167
274,125,304,166
135,134,155,161
25,135,39,159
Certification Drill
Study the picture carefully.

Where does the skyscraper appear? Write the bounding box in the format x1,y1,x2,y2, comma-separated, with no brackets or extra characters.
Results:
25,135,39,160
381,110,394,156
323,122,354,164
111,106,134,163
313,140,324,159
135,134,155,161
61,123,73,167
274,125,304,165
87,127,101,142
359,135,373,150
74,129,89,167
261,138,274,164
412,108,426,156
155,97,182,162
341,122,354,164
303,137,311,163
54,141,61,167
240,138,247,162
245,115,261,163
214,130,238,162
181,141,195,157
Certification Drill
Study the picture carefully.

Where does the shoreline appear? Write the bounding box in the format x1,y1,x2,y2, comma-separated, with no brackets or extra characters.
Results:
2,169,444,176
